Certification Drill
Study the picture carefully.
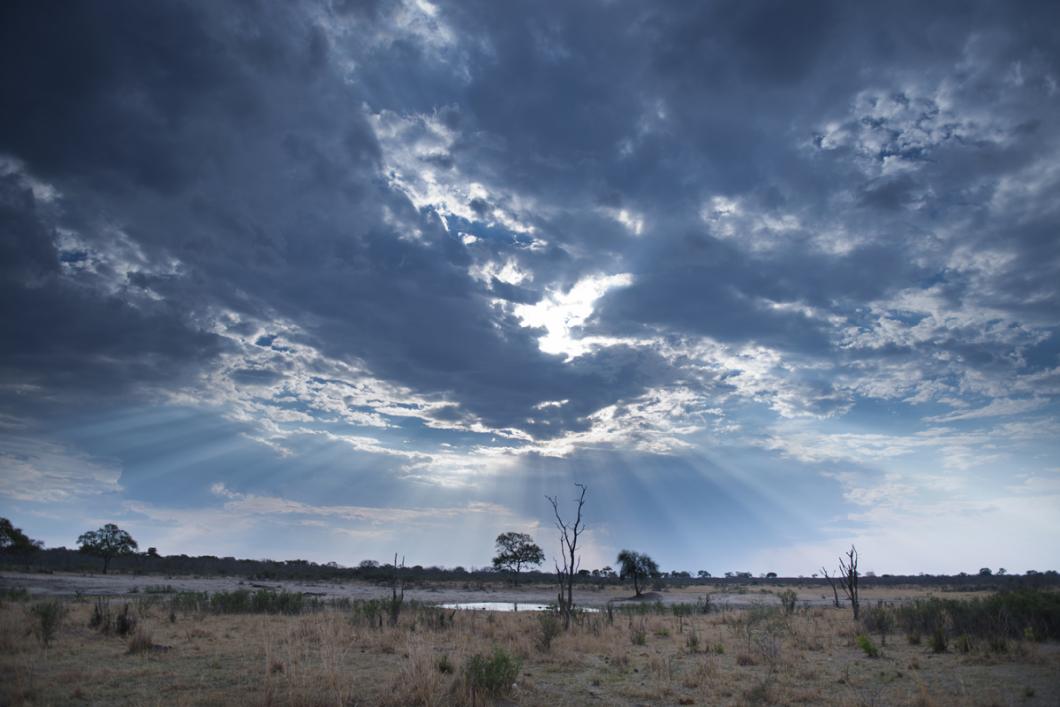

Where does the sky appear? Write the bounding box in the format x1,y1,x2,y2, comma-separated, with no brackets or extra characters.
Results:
1,1,1059,577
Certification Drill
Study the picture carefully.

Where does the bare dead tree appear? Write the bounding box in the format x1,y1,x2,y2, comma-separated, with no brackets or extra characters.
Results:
387,552,405,626
837,545,860,620
546,483,587,630
820,566,841,608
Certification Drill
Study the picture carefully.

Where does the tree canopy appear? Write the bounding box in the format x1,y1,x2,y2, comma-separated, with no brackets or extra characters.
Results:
617,549,659,597
77,523,138,574
0,517,42,554
491,531,544,582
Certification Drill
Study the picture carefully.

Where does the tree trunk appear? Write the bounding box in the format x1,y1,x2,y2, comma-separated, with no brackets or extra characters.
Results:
103,555,110,574
633,573,641,597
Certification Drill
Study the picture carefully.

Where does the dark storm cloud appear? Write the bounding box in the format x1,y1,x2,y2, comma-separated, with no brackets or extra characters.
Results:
1,0,1058,440
0,0,663,434
0,175,224,413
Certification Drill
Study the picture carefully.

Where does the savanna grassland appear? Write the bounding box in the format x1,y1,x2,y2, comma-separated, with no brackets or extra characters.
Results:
2,581,1059,706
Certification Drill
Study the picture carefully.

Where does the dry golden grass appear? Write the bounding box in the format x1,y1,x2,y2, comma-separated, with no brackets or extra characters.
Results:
1,594,1057,706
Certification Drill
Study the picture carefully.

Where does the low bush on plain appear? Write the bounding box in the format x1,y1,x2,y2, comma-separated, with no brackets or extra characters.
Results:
536,611,561,652
778,589,798,615
115,604,137,636
462,648,521,703
127,626,155,655
861,604,894,645
892,588,1060,652
29,600,66,647
0,587,31,603
856,633,879,658
89,597,113,633
208,588,306,614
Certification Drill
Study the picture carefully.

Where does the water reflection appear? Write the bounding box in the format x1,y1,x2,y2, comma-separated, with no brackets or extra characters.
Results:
437,602,599,612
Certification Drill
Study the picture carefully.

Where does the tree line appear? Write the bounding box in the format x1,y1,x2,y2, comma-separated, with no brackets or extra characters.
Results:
2,515,1056,593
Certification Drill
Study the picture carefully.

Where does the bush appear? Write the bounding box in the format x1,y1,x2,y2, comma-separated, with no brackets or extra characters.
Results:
536,611,561,652
861,604,894,645
89,598,112,633
169,591,209,614
630,622,647,645
30,600,66,647
0,587,31,603
114,604,138,636
419,605,455,631
127,626,154,655
208,589,306,615
463,648,521,703
892,589,1060,651
856,633,879,658
931,626,948,653
778,589,797,615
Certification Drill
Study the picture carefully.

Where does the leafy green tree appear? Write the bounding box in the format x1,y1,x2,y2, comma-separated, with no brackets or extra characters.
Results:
491,532,544,584
617,549,659,597
0,517,43,554
77,523,138,574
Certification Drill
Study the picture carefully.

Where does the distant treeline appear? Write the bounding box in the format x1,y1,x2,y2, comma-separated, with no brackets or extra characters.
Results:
1,548,1057,590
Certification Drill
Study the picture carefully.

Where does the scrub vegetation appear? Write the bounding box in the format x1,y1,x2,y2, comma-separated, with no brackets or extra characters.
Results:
2,583,1058,706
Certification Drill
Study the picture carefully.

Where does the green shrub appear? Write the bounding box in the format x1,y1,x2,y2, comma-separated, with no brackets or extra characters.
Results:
169,591,209,614
0,587,31,603
89,597,112,633
127,626,154,655
352,598,387,627
116,604,137,637
861,605,894,645
536,611,561,652
931,626,948,653
30,600,66,647
463,648,521,702
778,589,798,615
856,633,879,658
630,622,647,645
419,605,455,631
896,589,1060,647
207,589,305,615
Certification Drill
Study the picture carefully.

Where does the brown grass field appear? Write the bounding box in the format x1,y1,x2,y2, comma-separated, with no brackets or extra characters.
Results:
1,581,1058,706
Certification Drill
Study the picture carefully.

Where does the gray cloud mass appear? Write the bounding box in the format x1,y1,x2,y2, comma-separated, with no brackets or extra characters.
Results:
1,0,1058,455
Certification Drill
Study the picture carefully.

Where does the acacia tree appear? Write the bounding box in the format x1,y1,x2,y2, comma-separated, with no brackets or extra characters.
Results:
0,517,43,555
492,532,544,584
77,523,138,574
616,549,659,597
546,483,587,630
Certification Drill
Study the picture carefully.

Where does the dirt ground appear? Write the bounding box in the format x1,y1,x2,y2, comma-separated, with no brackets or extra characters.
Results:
2,574,1058,706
